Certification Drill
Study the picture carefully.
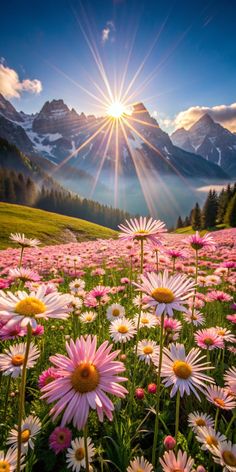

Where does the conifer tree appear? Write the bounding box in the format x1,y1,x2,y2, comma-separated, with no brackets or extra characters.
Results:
225,193,236,227
202,190,218,228
191,202,202,230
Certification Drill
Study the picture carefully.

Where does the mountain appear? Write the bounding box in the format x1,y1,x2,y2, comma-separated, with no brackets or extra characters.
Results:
0,115,34,154
171,114,236,175
0,93,23,122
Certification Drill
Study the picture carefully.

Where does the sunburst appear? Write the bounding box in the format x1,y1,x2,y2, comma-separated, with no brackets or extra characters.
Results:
48,6,195,218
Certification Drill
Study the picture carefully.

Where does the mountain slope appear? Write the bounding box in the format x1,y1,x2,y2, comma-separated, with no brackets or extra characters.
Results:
0,202,117,249
171,114,236,175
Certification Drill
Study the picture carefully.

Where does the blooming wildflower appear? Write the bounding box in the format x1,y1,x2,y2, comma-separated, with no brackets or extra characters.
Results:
207,291,232,302
137,340,159,365
106,303,125,321
227,314,236,324
0,286,71,328
188,411,214,431
127,456,154,472
211,440,236,471
205,385,236,410
69,279,86,293
38,367,61,389
214,326,236,344
134,311,159,328
160,450,194,472
160,343,213,399
9,267,40,282
224,367,236,395
195,426,227,453
184,231,215,251
66,437,95,472
7,415,41,454
184,310,205,326
195,328,224,350
118,216,166,243
134,270,195,317
41,335,128,430
109,317,137,343
80,311,97,323
9,233,40,248
0,342,40,377
49,426,72,455
164,317,182,341
0,322,25,341
0,447,25,471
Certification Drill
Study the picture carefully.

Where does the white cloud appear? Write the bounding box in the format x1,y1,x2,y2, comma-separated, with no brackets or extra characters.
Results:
101,20,115,44
0,63,42,99
173,103,236,132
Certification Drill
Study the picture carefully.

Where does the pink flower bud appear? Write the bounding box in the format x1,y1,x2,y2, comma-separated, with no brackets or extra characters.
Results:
119,354,127,362
163,435,176,450
196,467,206,472
148,383,157,394
135,387,145,400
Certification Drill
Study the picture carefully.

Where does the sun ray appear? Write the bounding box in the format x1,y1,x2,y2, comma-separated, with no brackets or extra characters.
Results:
89,120,115,198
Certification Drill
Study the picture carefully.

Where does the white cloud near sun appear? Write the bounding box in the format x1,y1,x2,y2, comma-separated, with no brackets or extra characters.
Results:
0,63,42,99
101,20,115,44
173,103,236,132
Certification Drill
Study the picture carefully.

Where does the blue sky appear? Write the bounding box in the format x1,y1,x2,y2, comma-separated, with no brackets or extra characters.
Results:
1,0,236,132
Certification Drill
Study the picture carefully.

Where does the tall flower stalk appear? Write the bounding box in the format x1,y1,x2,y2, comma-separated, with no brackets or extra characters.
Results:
17,323,32,472
152,311,165,466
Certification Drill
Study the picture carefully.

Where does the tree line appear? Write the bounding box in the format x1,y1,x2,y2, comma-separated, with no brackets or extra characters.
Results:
0,168,131,229
176,182,236,230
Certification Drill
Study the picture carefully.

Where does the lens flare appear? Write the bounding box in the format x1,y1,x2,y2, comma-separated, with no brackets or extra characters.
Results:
107,101,126,118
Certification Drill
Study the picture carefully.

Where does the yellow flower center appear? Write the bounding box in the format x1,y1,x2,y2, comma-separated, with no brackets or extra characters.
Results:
173,360,192,379
11,354,25,366
137,469,144,472
141,317,149,324
71,362,100,393
213,397,225,408
15,297,46,317
143,346,153,355
85,316,92,321
0,461,10,472
204,337,214,346
151,287,175,304
75,447,85,461
112,309,120,317
222,451,236,466
118,325,128,334
195,418,206,426
21,429,31,443
206,435,218,446
217,330,225,336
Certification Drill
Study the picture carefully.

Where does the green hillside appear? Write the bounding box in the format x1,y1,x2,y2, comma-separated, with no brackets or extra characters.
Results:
0,203,117,249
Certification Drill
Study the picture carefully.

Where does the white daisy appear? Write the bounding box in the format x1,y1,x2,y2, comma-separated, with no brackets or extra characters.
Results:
160,343,214,399
7,415,41,454
118,216,166,243
106,303,125,321
212,440,236,472
80,311,97,323
9,233,40,248
109,317,137,343
69,279,86,293
137,339,159,365
195,426,227,453
183,310,205,326
0,285,71,328
134,311,158,328
188,411,214,431
224,367,236,396
0,447,25,471
214,327,236,344
127,455,154,471
0,342,40,377
66,437,95,472
134,270,195,317
205,385,236,410
160,450,194,472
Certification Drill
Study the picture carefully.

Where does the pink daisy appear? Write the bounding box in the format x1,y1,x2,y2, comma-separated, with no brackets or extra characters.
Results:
195,328,224,350
49,426,72,454
134,270,195,317
184,231,216,251
41,335,128,430
206,291,232,302
160,450,194,472
205,385,236,410
38,367,62,389
227,314,236,324
118,216,166,244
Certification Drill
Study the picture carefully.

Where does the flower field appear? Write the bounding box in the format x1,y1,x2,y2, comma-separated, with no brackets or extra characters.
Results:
0,219,235,472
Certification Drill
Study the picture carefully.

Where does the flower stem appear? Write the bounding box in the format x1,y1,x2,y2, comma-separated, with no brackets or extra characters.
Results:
215,407,220,431
83,423,90,472
155,250,159,273
175,390,181,450
152,311,165,466
195,249,198,283
17,322,32,472
225,409,236,436
19,246,24,268
3,375,11,421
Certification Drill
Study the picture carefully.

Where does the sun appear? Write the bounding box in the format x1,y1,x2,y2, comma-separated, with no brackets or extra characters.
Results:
107,101,126,118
